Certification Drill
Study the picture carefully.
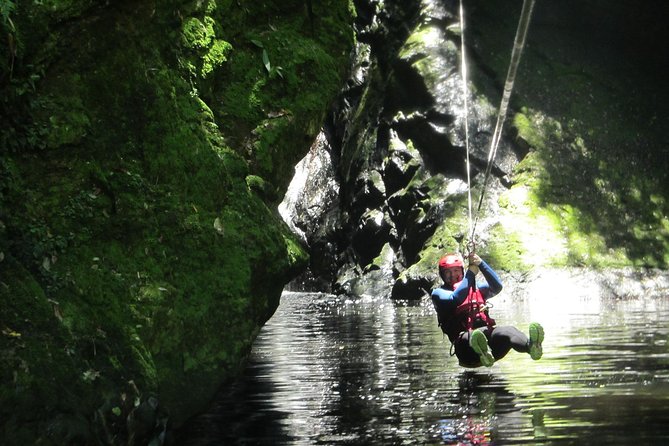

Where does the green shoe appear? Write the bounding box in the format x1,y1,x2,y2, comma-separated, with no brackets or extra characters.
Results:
470,329,495,367
529,322,544,360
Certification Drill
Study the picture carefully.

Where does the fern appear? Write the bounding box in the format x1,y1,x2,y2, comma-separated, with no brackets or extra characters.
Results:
0,0,15,30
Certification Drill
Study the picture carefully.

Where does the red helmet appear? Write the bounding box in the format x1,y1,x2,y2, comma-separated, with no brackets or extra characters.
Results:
438,254,463,269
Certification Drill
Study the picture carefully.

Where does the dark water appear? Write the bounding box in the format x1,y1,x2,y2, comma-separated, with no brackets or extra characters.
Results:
179,283,669,445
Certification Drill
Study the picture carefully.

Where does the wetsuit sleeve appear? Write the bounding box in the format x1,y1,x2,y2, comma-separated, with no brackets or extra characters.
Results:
477,260,503,299
431,288,452,301
431,288,455,315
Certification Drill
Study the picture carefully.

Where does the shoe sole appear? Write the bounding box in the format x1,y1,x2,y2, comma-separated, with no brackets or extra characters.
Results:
470,329,495,367
529,322,544,360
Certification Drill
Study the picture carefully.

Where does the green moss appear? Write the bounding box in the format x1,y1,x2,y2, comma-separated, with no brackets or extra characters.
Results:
181,17,215,50
370,243,394,269
202,39,233,77
0,0,353,442
485,223,530,272
417,192,469,266
399,25,457,89
220,49,267,125
399,24,439,59
466,0,669,269
500,107,667,268
180,15,233,79
212,3,354,197
512,112,544,149
283,232,309,270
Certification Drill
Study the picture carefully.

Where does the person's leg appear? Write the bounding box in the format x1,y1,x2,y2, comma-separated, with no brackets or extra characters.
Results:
488,325,544,360
528,322,544,360
488,325,528,359
468,328,495,367
454,331,483,367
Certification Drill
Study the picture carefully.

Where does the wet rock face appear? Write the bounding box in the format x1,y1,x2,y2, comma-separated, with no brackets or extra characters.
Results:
279,133,340,245
281,0,669,298
282,0,509,298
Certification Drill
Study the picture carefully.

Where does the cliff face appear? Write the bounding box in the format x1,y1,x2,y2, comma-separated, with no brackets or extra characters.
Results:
280,0,669,298
0,0,354,443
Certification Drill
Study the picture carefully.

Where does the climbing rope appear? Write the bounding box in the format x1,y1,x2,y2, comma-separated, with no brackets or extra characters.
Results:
460,0,537,244
459,0,474,245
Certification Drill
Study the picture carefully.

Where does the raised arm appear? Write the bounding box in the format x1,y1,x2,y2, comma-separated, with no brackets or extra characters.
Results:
451,269,477,304
479,260,502,295
468,254,503,298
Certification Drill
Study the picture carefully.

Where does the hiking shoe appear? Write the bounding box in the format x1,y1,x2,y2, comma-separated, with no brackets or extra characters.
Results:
529,322,544,360
470,329,495,367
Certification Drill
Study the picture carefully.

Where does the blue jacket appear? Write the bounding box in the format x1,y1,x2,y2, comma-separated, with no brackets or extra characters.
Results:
431,260,503,339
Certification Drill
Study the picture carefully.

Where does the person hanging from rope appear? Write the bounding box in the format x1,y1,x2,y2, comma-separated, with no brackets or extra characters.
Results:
430,252,544,368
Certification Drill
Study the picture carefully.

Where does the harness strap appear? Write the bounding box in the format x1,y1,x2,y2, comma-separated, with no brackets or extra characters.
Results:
454,287,496,332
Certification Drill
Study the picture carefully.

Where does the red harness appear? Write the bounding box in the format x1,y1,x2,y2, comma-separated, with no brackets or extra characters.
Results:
453,286,496,332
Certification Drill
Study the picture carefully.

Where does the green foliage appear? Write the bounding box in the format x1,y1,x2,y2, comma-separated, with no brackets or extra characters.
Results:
181,17,215,50
210,0,354,197
504,109,669,268
485,223,530,272
0,0,352,443
251,39,284,78
180,15,233,79
202,39,233,77
0,0,15,28
0,0,16,78
245,174,270,198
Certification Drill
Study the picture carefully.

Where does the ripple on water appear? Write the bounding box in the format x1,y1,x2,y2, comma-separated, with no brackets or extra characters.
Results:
178,290,669,445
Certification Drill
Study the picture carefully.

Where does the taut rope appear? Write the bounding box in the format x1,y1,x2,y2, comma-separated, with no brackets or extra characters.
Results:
460,0,537,244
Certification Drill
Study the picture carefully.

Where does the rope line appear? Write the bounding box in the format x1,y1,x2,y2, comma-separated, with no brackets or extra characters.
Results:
459,0,474,244
464,0,537,243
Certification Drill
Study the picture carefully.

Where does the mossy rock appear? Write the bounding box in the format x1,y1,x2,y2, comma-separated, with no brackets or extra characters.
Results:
0,0,351,443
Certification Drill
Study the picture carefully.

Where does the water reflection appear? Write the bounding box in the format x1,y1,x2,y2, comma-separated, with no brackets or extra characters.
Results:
179,288,669,445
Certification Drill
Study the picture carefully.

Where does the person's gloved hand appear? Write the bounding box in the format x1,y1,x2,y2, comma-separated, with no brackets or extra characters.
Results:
468,253,482,274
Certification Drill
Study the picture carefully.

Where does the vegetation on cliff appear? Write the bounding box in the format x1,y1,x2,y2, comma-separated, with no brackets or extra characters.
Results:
0,0,354,443
406,0,669,286
301,0,669,300
470,0,669,270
